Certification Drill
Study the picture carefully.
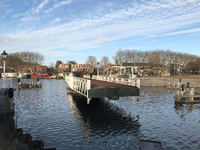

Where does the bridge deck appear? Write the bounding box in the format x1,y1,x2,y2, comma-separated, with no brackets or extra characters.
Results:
88,79,139,99
90,79,134,89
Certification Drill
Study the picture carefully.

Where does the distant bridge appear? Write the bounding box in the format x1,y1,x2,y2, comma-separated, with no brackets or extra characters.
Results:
65,74,140,104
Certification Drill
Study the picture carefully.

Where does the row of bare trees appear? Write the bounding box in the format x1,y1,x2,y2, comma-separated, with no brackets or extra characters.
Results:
113,49,200,72
85,55,111,71
0,51,44,72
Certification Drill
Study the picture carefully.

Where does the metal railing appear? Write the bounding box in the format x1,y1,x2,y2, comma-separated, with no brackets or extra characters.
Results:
65,74,91,97
83,75,140,89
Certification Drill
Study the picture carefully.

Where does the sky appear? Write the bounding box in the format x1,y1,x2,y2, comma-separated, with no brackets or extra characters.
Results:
0,0,200,66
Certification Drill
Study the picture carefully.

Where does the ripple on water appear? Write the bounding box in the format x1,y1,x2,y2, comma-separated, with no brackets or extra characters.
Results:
4,79,200,150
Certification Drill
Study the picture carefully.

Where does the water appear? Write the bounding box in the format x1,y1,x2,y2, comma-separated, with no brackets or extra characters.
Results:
1,78,200,150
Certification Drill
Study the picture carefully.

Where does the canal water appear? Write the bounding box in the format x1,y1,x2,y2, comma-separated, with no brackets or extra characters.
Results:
1,78,200,150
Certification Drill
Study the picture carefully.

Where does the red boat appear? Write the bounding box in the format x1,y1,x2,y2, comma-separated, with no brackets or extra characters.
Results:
31,72,51,79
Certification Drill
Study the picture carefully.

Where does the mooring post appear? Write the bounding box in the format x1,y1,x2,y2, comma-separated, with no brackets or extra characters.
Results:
189,90,194,101
172,82,174,88
176,91,180,101
177,82,179,88
168,82,170,88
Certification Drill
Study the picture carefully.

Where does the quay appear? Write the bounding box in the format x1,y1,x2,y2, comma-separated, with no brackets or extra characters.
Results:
65,74,140,104
139,75,200,87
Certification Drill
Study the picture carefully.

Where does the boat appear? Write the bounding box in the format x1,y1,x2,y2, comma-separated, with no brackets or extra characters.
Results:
17,73,31,78
31,72,51,79
1,73,18,78
49,75,57,79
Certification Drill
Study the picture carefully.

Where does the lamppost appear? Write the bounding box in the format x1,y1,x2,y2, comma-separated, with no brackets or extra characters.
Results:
1,50,8,88
70,62,73,76
97,62,100,76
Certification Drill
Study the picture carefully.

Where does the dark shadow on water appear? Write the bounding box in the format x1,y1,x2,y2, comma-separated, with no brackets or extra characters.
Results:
66,88,142,147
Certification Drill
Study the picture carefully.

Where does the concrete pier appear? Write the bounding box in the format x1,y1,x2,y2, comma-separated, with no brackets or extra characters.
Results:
174,88,200,103
0,88,14,114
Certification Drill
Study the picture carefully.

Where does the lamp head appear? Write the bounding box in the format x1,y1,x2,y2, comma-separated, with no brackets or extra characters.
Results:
1,50,8,59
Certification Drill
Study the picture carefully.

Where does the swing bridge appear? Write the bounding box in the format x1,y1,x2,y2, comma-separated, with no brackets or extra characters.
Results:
65,74,140,104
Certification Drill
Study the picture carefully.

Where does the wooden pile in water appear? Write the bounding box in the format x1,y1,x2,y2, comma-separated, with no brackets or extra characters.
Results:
18,81,42,89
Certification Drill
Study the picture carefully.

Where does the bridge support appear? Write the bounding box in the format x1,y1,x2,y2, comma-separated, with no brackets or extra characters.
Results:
87,98,92,104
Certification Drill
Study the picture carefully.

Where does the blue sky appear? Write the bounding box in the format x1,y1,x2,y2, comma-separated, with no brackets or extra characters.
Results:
0,0,200,66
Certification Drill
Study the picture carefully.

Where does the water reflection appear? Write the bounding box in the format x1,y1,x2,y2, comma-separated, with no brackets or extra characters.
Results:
66,88,142,148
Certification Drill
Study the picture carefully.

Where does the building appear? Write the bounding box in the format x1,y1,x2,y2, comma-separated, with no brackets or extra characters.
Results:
58,64,94,72
72,64,94,72
15,65,48,73
58,64,69,72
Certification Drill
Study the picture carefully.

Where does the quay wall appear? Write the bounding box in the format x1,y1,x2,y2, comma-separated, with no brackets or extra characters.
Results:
140,77,200,87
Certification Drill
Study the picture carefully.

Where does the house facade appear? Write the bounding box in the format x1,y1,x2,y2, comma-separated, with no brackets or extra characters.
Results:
72,64,94,72
58,64,94,72
15,65,48,73
58,64,69,72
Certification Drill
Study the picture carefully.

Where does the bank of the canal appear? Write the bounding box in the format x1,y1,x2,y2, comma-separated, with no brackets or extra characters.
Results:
139,75,200,87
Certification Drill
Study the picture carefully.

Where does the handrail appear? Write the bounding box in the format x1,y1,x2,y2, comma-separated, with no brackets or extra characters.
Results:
83,75,140,89
65,75,91,97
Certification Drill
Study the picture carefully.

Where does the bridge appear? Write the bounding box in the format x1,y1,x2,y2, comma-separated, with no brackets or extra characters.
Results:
65,74,140,104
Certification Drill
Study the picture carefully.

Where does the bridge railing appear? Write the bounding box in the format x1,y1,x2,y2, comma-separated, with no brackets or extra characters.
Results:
83,75,140,89
65,75,91,97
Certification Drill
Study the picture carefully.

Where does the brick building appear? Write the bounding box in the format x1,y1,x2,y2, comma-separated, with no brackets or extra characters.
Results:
15,65,48,73
58,64,94,72
58,64,69,72
72,64,94,72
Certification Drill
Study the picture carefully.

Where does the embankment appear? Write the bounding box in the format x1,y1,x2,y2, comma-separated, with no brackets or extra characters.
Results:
140,75,200,87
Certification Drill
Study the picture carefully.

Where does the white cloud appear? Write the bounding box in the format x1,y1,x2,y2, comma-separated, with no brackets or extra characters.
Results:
6,9,13,14
45,0,72,13
20,16,40,22
163,28,200,36
92,38,110,44
55,18,60,22
54,0,72,9
35,0,49,13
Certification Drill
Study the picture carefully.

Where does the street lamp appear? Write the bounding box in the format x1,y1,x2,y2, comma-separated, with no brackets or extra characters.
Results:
70,62,73,76
97,62,100,76
1,50,8,88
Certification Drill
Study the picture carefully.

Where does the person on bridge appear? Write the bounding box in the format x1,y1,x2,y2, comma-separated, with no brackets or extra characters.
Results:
90,72,92,79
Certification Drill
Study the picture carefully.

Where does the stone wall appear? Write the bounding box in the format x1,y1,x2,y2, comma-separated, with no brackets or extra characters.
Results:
0,89,14,114
140,77,200,87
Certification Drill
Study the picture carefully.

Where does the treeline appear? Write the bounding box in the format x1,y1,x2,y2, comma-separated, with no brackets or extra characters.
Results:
113,49,200,72
0,51,44,71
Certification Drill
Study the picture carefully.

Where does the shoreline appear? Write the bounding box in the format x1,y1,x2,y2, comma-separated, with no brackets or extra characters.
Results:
139,75,200,87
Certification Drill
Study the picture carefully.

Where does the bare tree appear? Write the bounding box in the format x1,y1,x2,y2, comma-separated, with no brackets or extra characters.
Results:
100,56,110,70
85,56,97,66
1,51,44,72
113,49,124,66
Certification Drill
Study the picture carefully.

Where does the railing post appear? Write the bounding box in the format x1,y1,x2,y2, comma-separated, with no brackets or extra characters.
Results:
87,80,91,90
136,79,140,89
